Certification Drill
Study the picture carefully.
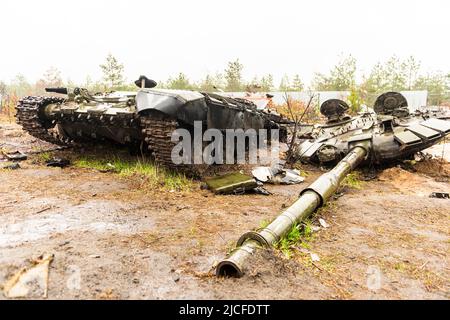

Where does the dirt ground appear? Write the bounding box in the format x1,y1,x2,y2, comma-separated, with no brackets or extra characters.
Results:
0,118,449,300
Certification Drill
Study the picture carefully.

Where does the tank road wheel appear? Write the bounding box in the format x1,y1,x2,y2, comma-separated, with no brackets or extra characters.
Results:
139,114,206,177
16,96,72,145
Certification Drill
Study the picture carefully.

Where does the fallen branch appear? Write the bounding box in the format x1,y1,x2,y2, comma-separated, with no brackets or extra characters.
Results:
34,206,52,214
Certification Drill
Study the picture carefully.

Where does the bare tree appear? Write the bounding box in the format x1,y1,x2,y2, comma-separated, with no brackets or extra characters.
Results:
284,92,315,164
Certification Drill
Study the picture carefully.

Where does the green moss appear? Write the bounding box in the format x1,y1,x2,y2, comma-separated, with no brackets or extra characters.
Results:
342,172,362,189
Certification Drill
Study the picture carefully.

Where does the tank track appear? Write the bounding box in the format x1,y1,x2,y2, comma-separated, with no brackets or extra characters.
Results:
140,115,205,177
16,96,69,146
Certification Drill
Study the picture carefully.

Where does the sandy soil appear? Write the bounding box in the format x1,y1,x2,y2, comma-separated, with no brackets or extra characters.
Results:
0,119,449,299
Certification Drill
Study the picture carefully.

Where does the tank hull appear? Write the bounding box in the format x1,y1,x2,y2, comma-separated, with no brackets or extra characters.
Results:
16,86,287,173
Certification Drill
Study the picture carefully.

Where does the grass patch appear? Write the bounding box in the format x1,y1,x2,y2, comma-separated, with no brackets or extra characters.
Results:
383,260,445,291
258,219,270,229
35,151,53,163
342,171,363,189
276,221,314,258
73,155,193,191
0,161,14,169
394,262,407,272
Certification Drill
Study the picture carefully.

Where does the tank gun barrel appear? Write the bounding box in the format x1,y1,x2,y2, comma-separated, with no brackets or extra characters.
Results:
216,144,368,277
45,87,68,95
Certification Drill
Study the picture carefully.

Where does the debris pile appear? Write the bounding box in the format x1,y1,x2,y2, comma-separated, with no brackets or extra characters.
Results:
4,151,27,161
205,172,260,195
204,166,304,195
251,165,304,185
45,157,71,168
0,150,27,170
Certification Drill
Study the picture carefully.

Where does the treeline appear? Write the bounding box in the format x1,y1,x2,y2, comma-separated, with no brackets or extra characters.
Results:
312,55,449,106
1,54,449,106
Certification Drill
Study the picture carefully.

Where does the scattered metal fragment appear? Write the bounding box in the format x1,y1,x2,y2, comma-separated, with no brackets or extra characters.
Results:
429,192,449,199
251,166,272,182
1,163,20,170
318,218,329,228
3,254,54,298
4,151,27,161
276,169,304,185
332,191,345,199
172,275,180,283
251,165,304,185
99,163,117,173
205,172,258,195
45,157,71,168
252,186,272,196
414,152,432,162
310,253,320,262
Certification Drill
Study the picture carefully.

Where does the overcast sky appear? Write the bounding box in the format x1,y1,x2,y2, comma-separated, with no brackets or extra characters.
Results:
1,0,449,86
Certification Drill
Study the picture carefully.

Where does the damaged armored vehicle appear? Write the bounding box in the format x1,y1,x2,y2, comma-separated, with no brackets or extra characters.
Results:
16,76,287,173
296,92,450,165
217,92,450,277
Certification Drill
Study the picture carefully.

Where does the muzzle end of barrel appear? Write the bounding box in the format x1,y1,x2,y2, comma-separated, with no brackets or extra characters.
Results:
216,259,243,278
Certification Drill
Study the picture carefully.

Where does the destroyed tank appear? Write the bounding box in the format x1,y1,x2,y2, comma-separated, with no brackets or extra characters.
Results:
217,92,450,277
16,76,286,173
296,92,450,165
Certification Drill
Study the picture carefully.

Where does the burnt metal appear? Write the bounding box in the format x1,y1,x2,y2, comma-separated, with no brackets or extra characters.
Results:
297,92,450,165
45,157,70,168
4,151,27,161
320,99,351,123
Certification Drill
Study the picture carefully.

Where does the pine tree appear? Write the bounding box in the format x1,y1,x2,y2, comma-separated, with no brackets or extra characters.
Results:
100,54,125,89
224,59,244,91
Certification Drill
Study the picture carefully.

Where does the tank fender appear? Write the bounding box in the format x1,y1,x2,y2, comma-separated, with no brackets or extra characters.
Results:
136,89,207,125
